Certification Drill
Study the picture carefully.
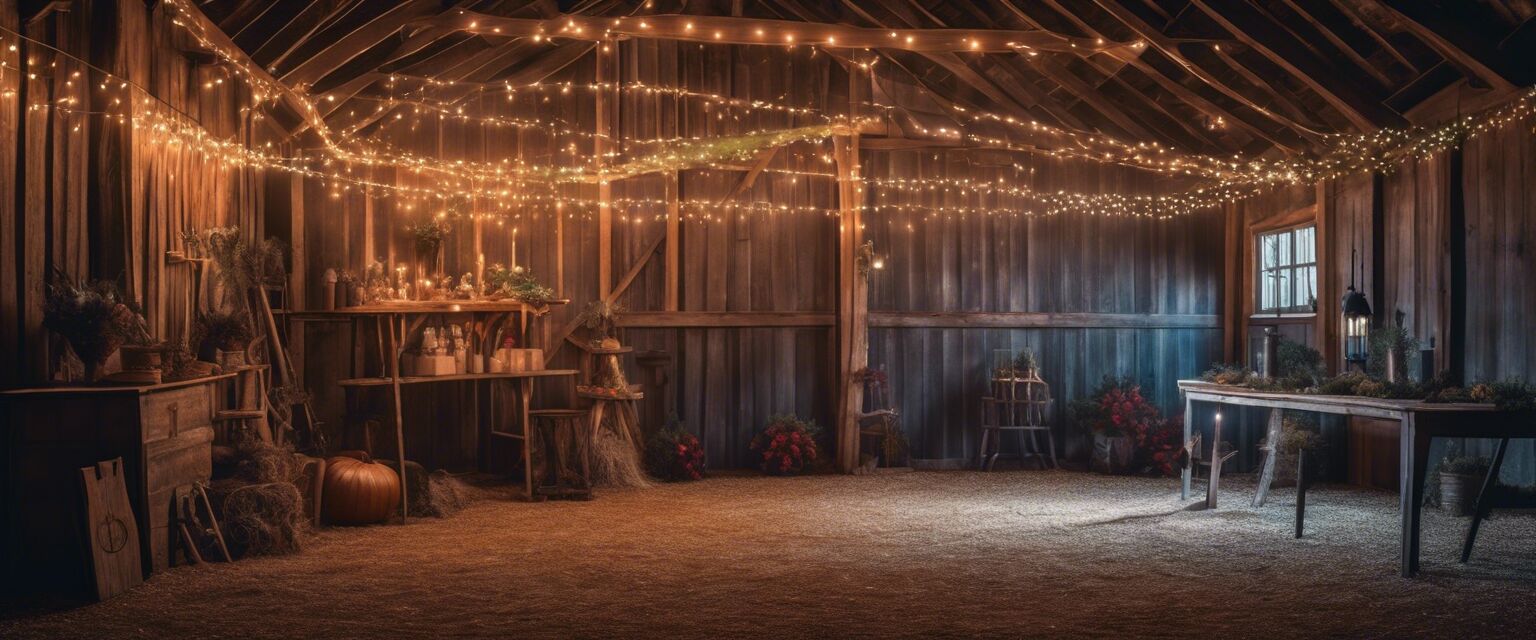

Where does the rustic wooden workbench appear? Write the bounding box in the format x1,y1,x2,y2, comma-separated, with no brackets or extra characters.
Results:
283,300,573,518
1178,380,1532,577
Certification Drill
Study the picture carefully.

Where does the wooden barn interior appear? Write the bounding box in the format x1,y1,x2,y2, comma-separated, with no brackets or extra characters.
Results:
2,0,1535,637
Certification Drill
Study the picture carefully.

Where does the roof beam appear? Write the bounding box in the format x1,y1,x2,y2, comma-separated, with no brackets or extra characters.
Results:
420,11,1144,58
1011,0,1311,152
1089,0,1335,139
280,0,444,88
1185,0,1406,130
1351,0,1523,90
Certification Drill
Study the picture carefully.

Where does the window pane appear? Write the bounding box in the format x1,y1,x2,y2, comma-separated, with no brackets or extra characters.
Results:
1260,235,1278,271
1277,268,1292,308
1295,227,1315,263
1295,265,1315,308
1261,269,1275,311
1277,232,1292,269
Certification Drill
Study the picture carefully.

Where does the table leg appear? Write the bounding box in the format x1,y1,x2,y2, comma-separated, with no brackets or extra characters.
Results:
1254,408,1282,507
1181,395,1193,500
1399,415,1431,577
388,315,409,524
519,378,533,501
1461,437,1509,563
1295,448,1309,538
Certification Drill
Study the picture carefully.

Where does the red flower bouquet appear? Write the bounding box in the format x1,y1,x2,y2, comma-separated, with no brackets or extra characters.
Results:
645,420,706,481
1071,376,1180,476
750,414,821,475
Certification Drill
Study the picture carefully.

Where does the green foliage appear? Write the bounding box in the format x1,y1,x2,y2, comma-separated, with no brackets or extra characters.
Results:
405,219,452,249
1487,379,1536,413
1013,348,1039,373
1276,340,1325,388
1367,321,1419,381
577,300,623,341
1200,363,1252,385
485,264,555,305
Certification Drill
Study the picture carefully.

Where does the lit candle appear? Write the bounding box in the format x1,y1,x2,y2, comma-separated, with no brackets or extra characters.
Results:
510,228,518,269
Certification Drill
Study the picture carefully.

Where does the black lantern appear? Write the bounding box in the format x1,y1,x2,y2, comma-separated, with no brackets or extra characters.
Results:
1341,249,1372,369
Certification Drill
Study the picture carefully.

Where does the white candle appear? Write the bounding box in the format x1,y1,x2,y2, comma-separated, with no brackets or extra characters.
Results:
511,228,518,269
476,253,485,295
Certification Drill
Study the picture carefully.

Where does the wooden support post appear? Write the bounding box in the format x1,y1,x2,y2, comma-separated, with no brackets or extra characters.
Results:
595,41,615,298
833,133,866,474
664,171,680,311
1222,202,1241,363
1315,180,1337,373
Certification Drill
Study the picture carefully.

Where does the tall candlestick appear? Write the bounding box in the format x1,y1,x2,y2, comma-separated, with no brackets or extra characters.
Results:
476,253,485,296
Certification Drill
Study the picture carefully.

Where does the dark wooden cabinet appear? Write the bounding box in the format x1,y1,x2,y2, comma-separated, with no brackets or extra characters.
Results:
1,374,232,599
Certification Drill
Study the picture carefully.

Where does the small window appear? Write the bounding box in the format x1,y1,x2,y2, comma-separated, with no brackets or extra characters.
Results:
1257,225,1316,314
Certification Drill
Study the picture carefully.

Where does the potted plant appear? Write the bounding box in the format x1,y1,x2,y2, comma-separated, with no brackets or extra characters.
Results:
577,300,622,349
1439,452,1491,517
750,414,820,475
1071,376,1162,474
407,219,452,276
43,273,151,383
197,310,256,369
644,416,706,481
1013,348,1039,380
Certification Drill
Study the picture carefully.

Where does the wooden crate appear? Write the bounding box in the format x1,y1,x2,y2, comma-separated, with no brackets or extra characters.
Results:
0,374,229,599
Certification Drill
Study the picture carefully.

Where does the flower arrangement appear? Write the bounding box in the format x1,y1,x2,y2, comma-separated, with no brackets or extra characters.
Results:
644,417,706,481
43,272,151,381
1071,377,1162,438
750,414,821,475
485,263,555,304
1071,376,1174,475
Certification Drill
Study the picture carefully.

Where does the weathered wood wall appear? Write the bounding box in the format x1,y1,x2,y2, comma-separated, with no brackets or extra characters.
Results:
0,0,267,389
1229,120,1536,486
290,38,1225,470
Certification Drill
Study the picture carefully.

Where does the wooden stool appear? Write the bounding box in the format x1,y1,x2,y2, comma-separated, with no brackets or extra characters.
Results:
530,409,593,500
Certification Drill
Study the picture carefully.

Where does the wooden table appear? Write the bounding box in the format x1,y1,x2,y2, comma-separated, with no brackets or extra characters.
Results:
284,300,571,518
1178,380,1533,577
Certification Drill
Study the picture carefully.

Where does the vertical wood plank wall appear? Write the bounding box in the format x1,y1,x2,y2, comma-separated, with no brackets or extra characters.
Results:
0,0,267,389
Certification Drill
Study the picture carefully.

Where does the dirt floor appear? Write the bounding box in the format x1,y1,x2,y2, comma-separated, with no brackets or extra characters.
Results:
5,470,1536,639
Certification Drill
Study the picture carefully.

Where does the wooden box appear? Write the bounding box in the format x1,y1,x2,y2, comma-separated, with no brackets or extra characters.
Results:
0,374,229,599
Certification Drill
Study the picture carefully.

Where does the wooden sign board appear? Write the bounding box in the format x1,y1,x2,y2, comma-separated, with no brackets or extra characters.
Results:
80,458,143,601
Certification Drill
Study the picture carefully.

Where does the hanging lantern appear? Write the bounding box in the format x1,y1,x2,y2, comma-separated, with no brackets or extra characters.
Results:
1342,284,1372,369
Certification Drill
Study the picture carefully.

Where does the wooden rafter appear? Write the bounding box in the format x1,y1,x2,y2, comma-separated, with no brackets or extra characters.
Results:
1353,0,1524,90
1088,0,1334,140
1185,0,1406,130
1009,0,1312,152
279,0,443,87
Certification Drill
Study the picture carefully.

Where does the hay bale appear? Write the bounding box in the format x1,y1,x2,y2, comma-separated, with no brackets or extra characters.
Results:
375,460,477,518
207,440,308,558
208,479,305,557
590,428,651,489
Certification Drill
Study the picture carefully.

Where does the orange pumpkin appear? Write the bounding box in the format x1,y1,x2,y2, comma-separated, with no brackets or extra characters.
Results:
322,453,401,525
